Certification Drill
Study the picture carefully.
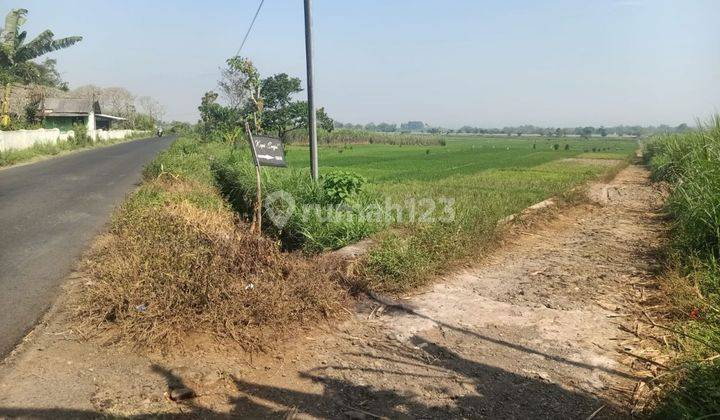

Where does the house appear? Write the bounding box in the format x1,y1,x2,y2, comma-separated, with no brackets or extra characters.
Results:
38,98,125,131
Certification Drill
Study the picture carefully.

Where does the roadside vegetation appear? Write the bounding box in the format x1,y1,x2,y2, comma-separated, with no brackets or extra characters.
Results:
643,116,720,418
0,129,150,168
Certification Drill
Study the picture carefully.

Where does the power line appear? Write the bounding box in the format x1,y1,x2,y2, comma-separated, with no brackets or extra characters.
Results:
235,0,266,57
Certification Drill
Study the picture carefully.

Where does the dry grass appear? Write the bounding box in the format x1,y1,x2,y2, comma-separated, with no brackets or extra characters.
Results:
75,180,348,350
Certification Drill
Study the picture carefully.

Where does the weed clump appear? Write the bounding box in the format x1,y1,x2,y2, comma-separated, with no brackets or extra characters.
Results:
76,181,347,349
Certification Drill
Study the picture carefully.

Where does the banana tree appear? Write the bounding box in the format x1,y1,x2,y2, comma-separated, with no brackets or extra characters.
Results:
0,8,82,127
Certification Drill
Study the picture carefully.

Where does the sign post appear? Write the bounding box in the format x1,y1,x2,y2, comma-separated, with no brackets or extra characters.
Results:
244,122,287,234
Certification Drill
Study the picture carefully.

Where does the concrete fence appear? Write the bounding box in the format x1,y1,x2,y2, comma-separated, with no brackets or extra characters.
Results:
0,128,144,152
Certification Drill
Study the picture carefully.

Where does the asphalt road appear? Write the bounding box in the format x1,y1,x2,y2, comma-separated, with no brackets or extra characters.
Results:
0,135,174,357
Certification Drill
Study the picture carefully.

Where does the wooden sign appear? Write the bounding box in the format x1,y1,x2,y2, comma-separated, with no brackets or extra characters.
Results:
249,135,287,167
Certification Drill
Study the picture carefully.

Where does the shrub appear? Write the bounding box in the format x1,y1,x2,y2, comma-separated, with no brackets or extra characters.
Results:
70,123,92,147
322,171,366,205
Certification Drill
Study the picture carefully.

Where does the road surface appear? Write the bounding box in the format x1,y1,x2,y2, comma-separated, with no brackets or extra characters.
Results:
0,136,174,357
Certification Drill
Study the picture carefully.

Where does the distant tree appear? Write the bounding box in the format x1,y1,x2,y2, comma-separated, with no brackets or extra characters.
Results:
71,84,103,101
263,100,333,141
198,90,240,141
102,87,135,117
0,8,82,127
376,122,397,132
555,128,562,137
459,125,475,133
31,58,67,90
134,114,155,131
137,96,165,125
400,121,425,132
261,73,302,110
167,120,192,134
219,56,262,131
364,122,376,131
581,127,594,138
598,126,608,137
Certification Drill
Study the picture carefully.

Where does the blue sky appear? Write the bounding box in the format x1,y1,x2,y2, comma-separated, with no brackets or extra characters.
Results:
5,0,719,126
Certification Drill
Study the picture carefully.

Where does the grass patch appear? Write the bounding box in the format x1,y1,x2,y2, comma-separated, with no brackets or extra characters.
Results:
643,116,720,418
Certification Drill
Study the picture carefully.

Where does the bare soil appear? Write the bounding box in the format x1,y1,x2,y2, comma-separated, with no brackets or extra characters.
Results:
0,164,668,419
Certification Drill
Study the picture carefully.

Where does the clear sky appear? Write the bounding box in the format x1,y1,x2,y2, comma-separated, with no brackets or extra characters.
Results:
5,0,719,127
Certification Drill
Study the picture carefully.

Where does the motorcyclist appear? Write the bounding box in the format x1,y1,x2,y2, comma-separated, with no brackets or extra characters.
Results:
156,126,164,137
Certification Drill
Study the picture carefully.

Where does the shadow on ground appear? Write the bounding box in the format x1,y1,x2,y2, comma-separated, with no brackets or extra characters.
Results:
0,331,623,419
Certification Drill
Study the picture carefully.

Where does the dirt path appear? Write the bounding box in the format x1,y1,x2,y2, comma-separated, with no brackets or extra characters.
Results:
0,164,668,419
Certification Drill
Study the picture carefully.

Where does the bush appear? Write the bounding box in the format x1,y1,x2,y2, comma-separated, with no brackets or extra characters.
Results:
70,123,92,147
322,171,366,205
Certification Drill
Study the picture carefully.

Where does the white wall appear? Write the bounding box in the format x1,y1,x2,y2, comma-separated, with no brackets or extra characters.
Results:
92,129,135,142
0,129,63,152
0,128,143,152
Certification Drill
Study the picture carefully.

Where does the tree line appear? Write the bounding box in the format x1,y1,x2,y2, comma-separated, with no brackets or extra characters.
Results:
335,120,692,137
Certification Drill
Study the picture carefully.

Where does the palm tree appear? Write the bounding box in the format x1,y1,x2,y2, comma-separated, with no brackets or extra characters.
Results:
0,9,82,127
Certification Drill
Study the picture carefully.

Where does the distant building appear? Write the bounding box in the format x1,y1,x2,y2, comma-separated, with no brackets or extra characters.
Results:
38,98,125,131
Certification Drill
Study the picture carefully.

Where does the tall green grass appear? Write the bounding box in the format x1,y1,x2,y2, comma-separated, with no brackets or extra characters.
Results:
145,136,385,252
285,128,445,146
644,116,720,418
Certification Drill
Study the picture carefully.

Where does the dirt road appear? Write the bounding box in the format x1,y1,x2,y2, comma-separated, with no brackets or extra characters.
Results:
0,164,667,418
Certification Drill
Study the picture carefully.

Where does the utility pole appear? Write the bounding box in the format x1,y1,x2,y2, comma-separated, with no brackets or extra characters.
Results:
304,0,319,181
